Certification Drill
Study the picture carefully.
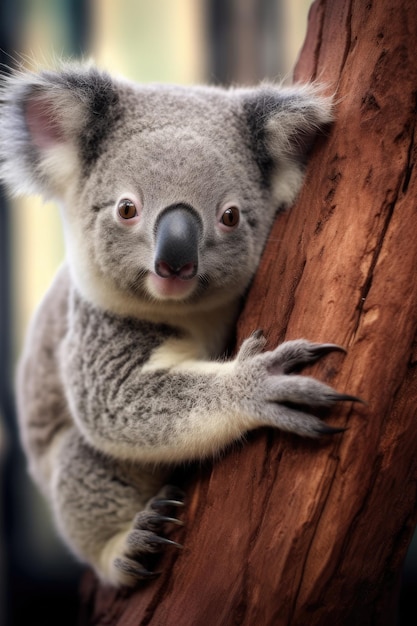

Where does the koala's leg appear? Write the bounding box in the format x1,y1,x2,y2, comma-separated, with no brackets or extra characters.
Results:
51,428,184,586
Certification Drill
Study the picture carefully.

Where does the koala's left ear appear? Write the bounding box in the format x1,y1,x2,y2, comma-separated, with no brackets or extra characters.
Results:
242,84,333,208
0,64,120,198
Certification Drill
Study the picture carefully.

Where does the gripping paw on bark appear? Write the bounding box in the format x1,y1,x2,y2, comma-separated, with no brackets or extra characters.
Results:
113,485,184,585
236,334,360,437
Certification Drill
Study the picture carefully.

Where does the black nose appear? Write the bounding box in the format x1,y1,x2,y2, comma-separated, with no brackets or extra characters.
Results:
154,204,201,279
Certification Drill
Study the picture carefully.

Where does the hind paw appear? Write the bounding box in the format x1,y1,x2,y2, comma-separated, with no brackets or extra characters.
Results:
105,485,185,586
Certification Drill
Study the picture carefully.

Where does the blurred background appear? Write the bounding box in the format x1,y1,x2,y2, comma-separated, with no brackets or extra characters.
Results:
0,1,415,625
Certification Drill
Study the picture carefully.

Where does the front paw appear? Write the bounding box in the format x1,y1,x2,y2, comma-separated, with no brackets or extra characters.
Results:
112,486,184,586
237,337,361,437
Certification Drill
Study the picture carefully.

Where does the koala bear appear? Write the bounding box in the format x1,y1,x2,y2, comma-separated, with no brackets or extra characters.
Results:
0,64,357,587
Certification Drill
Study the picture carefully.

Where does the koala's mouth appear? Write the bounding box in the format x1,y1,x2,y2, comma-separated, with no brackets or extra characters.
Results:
147,271,199,301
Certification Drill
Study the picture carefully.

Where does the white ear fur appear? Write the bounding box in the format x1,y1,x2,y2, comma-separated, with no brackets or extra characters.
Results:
268,85,333,207
0,76,81,198
0,64,118,199
243,83,334,208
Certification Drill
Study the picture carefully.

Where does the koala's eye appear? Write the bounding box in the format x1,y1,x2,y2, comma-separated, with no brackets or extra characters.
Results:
220,206,240,228
118,198,138,220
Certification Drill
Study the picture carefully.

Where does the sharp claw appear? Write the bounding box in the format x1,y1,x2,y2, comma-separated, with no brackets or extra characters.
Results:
150,536,183,549
157,515,184,526
314,424,347,436
332,393,365,404
139,569,161,579
312,343,347,356
152,498,185,510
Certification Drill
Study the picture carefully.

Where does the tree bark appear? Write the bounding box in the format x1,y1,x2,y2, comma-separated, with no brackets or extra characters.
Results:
79,0,417,624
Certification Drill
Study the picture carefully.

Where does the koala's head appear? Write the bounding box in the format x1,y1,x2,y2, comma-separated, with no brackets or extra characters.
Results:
0,64,332,319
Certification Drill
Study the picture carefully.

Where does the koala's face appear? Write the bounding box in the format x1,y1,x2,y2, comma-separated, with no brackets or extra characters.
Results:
0,66,332,317
65,90,273,315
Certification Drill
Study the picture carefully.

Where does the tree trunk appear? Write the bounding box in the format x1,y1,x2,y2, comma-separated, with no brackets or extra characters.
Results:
79,0,417,624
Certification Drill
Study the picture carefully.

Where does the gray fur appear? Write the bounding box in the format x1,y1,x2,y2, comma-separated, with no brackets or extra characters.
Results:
0,64,348,586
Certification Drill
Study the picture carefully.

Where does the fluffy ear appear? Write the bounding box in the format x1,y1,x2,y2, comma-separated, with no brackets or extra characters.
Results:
242,84,334,208
0,64,120,198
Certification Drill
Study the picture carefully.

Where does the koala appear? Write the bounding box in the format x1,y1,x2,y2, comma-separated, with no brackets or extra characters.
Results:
0,64,357,587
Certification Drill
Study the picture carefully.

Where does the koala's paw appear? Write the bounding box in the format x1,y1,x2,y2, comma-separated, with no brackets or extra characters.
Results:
112,485,184,586
237,335,361,438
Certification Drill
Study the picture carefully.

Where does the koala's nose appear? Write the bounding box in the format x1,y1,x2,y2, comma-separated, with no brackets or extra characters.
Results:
154,204,202,280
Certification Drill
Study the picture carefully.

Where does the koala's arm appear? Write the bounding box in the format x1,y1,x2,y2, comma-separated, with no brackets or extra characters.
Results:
62,291,355,465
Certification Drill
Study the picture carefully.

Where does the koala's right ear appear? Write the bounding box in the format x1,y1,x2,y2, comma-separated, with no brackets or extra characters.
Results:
0,64,120,198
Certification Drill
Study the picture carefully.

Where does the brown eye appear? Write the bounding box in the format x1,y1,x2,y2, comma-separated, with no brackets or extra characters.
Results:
118,198,138,220
220,206,240,227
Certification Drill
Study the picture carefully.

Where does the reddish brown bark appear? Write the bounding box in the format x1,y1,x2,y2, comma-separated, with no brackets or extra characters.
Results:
79,1,417,624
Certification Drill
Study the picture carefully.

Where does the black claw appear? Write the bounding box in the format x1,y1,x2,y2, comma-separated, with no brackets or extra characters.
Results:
311,343,347,357
314,424,347,436
332,393,365,404
151,498,185,510
149,536,183,549
283,343,347,374
156,515,184,526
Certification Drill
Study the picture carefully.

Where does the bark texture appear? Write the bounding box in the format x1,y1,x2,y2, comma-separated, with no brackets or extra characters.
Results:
79,0,417,624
